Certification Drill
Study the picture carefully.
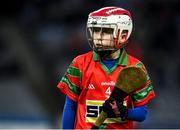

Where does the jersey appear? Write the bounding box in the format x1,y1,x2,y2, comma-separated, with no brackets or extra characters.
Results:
57,49,155,129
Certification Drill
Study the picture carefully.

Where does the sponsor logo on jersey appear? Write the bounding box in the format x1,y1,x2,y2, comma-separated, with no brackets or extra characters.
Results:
85,100,127,123
101,81,115,86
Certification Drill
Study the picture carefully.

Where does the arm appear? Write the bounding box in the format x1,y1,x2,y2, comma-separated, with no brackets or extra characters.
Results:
128,105,148,122
103,98,148,122
62,96,77,129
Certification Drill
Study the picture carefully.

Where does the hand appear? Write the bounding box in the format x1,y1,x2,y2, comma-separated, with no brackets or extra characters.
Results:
102,97,128,120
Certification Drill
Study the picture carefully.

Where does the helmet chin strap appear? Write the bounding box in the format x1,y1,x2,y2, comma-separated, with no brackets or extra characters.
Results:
97,49,121,60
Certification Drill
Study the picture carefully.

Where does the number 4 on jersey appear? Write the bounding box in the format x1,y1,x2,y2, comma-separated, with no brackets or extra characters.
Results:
105,87,111,96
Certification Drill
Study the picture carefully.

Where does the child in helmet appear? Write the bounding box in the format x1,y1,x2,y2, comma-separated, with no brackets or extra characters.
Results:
57,7,155,129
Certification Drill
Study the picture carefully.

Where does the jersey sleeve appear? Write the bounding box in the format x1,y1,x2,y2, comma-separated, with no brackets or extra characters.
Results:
57,57,82,102
131,62,155,107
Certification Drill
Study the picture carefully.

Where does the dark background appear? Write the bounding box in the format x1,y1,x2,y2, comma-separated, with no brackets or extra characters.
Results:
0,0,180,128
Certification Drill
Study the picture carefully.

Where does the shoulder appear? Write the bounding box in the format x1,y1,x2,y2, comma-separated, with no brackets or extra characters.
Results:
127,54,144,67
72,51,93,67
127,54,148,73
73,51,93,62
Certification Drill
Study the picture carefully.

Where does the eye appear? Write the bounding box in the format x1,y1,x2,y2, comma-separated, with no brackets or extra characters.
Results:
102,28,113,34
93,27,101,32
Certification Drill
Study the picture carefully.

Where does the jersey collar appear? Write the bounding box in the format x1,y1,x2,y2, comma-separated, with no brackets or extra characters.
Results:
93,48,128,66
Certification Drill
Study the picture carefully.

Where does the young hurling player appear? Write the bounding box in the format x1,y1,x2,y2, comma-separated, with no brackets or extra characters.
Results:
57,6,155,129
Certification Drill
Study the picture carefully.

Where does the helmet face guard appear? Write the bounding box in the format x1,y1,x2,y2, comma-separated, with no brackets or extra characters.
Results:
86,7,133,51
86,24,119,51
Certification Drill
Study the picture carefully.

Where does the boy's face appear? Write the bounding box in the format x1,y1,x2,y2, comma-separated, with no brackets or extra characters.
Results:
92,27,115,50
92,27,127,51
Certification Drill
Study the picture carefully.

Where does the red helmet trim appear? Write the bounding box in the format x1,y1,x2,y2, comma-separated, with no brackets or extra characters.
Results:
89,7,132,18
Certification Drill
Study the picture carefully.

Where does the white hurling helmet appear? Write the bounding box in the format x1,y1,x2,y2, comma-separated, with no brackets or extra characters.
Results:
86,7,133,51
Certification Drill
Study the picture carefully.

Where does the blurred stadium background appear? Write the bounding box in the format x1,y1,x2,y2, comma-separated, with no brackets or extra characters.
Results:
0,0,180,129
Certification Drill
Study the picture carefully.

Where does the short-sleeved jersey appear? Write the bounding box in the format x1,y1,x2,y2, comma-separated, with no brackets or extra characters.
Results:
57,49,155,129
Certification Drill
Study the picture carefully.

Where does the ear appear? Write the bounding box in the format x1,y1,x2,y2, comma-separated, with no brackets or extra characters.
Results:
119,31,128,44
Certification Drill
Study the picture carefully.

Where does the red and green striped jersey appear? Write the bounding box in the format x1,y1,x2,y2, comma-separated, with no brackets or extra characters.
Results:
57,49,155,129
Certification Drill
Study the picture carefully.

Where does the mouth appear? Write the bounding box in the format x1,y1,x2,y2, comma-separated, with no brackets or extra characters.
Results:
95,44,103,48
